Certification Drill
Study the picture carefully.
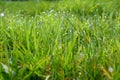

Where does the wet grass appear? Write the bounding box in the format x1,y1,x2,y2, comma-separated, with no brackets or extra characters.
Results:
0,0,120,80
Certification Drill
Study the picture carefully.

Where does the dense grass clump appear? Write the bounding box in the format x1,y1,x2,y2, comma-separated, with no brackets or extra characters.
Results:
0,0,120,80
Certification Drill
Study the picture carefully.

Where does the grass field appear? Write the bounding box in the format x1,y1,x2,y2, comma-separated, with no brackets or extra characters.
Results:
0,0,120,80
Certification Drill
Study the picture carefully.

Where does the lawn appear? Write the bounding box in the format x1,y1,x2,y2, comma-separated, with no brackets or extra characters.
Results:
0,0,120,80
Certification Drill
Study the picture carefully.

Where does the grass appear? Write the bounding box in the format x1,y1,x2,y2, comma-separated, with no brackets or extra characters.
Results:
0,0,120,80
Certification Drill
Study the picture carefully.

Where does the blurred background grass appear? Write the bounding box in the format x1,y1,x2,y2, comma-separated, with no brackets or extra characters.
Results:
0,0,120,17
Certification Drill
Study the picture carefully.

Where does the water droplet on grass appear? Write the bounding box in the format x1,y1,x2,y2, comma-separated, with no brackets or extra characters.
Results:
1,63,15,75
0,13,5,17
108,67,114,73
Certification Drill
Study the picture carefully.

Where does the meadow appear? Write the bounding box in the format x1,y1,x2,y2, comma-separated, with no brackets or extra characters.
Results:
0,0,120,80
